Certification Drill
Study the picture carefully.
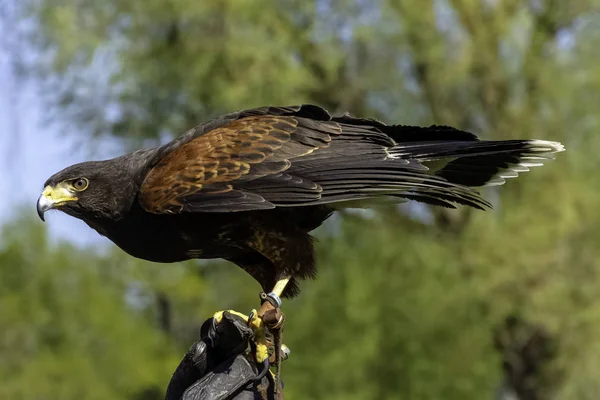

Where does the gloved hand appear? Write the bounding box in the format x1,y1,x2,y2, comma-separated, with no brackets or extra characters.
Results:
164,311,283,400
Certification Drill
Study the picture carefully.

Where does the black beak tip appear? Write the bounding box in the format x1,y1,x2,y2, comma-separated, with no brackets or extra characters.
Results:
37,199,46,222
37,207,45,222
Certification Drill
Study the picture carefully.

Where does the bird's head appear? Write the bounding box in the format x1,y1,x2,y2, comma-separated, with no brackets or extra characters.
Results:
37,159,140,222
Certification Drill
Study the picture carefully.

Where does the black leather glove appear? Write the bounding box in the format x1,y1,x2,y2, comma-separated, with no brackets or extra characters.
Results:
164,311,282,400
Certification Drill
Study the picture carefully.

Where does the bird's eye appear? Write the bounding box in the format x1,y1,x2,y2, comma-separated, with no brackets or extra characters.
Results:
72,178,89,191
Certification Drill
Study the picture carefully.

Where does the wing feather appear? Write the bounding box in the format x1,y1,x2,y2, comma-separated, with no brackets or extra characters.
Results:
137,104,533,214
138,114,339,213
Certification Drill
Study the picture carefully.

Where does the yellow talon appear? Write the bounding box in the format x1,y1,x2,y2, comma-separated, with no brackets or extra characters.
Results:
255,341,270,363
212,310,225,323
248,309,270,363
247,309,262,330
212,309,251,324
212,309,270,364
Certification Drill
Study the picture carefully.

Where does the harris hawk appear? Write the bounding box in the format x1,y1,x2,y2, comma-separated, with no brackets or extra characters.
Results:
37,105,564,299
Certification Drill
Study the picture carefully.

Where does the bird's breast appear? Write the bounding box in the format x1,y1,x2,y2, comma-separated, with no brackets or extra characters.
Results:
84,211,250,263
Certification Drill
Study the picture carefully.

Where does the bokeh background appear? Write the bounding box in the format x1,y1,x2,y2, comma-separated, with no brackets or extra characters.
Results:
1,1,599,399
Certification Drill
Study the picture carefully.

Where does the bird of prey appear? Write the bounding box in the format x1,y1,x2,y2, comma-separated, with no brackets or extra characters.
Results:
37,105,564,299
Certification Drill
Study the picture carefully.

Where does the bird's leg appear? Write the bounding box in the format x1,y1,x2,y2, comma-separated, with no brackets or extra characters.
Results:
254,275,290,395
271,276,291,300
244,226,315,393
257,275,290,314
229,251,291,378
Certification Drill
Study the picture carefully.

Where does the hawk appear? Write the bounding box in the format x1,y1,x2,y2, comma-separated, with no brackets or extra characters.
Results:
37,105,564,299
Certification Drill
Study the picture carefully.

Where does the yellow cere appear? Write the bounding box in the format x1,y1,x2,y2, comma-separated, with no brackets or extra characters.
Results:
42,183,78,204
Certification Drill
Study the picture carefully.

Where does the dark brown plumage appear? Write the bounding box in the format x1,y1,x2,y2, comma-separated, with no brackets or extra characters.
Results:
37,105,564,297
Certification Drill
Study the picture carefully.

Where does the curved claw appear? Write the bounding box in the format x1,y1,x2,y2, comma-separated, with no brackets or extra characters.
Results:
253,359,270,383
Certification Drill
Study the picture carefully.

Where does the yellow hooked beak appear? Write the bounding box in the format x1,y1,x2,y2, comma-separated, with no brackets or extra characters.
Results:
37,184,78,221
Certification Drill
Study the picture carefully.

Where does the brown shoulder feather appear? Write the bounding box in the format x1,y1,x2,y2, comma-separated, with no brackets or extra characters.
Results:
138,115,339,213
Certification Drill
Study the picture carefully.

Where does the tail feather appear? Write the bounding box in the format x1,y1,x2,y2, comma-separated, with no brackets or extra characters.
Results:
390,139,565,187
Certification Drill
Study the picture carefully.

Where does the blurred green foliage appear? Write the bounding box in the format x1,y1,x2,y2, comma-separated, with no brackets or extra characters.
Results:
3,0,600,398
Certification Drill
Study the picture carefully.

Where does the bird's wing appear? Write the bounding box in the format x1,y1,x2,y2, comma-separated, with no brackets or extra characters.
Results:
138,105,492,214
138,113,342,213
